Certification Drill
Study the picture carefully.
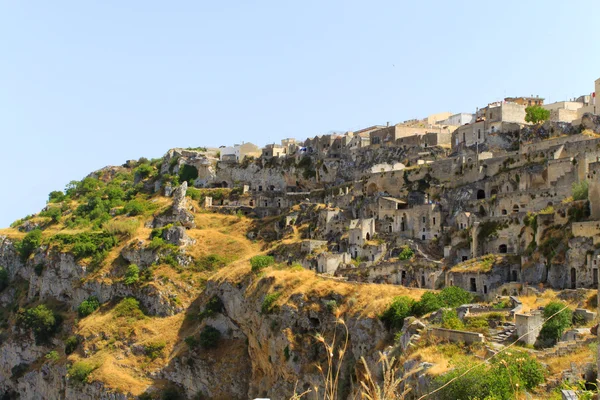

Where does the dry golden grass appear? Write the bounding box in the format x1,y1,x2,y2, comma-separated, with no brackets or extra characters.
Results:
544,343,596,376
0,228,26,240
449,254,501,273
410,345,453,376
407,342,483,377
74,307,187,396
216,259,426,319
517,289,596,313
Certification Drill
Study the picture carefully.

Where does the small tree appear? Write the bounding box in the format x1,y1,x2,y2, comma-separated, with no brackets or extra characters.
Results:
379,296,415,330
250,255,275,273
525,105,550,124
68,361,96,383
572,180,589,201
123,264,140,286
18,304,61,344
48,190,66,203
397,246,414,260
538,301,572,346
77,296,100,317
199,326,221,349
17,229,42,261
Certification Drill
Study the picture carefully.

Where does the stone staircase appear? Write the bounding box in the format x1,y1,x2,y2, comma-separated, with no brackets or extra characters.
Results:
491,322,516,344
536,336,596,360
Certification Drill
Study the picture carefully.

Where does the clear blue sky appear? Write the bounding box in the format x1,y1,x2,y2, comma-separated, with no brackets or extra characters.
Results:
1,1,599,227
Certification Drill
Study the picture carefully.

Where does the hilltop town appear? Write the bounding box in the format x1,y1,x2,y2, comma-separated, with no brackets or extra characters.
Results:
199,77,600,295
0,78,599,399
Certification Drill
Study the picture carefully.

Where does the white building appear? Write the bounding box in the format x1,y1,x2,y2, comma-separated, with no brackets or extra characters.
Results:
437,113,475,126
219,142,261,162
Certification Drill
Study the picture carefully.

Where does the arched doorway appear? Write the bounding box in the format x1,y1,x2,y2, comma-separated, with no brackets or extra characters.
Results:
365,233,370,241
499,244,508,254
570,268,576,289
476,189,486,199
511,270,518,282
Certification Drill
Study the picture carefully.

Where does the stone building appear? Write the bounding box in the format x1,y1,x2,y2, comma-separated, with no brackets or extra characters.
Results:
504,96,544,107
543,101,586,123
219,142,261,162
262,144,287,158
436,113,475,126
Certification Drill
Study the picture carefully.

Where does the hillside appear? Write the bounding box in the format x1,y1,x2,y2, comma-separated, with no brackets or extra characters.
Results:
0,128,599,399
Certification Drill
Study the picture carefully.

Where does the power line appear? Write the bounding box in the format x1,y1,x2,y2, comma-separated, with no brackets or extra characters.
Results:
417,304,573,400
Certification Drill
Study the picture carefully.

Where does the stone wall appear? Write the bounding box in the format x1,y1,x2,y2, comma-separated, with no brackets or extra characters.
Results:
430,327,485,344
515,310,543,345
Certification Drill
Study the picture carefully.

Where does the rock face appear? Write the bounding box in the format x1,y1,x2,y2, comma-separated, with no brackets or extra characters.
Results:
174,279,392,400
162,226,195,247
152,182,196,229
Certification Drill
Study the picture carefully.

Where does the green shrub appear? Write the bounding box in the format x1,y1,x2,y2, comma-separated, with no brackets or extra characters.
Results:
134,163,155,179
123,200,147,216
186,187,202,201
45,350,60,363
250,255,275,273
17,304,61,344
49,232,118,262
48,191,66,203
398,246,414,260
411,292,443,316
193,254,229,271
123,264,140,286
40,207,62,223
411,287,473,317
184,335,199,348
17,229,42,261
65,335,79,355
435,350,545,400
113,297,145,320
438,286,473,308
199,326,221,349
0,266,8,291
78,296,100,317
572,180,589,201
144,340,166,360
380,296,415,330
325,300,338,313
161,386,185,400
68,361,96,383
198,296,224,320
538,301,573,346
441,309,464,330
262,292,282,314
464,315,489,332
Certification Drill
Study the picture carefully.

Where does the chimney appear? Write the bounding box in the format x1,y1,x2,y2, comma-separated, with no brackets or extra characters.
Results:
386,121,390,127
